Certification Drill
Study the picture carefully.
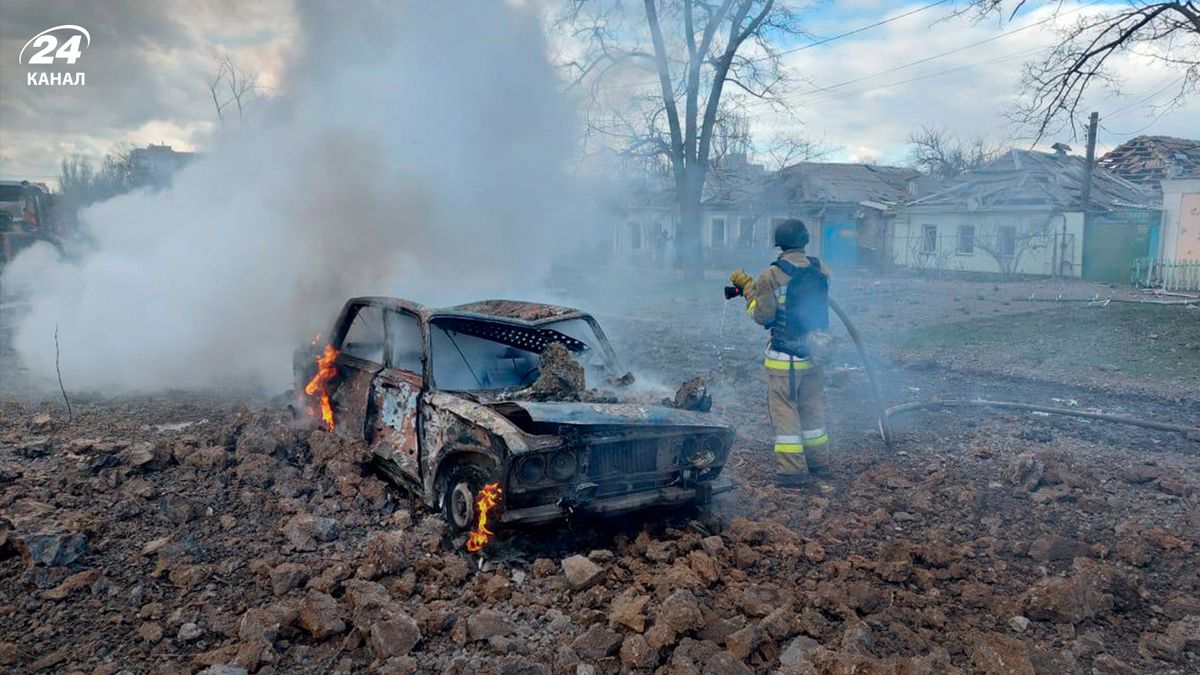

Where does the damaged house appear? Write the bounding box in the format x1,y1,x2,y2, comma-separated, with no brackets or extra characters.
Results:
613,155,921,270
1100,136,1200,289
892,146,1159,281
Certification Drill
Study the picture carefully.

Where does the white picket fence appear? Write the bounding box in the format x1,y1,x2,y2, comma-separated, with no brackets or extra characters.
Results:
1132,258,1200,292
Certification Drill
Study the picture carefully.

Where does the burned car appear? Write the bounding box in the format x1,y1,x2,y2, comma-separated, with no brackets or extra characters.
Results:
294,297,733,532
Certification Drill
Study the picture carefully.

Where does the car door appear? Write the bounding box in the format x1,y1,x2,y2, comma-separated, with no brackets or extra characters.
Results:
367,309,425,483
328,302,387,437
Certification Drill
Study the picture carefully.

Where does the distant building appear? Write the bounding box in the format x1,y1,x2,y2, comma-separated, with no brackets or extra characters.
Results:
892,146,1159,281
130,144,198,186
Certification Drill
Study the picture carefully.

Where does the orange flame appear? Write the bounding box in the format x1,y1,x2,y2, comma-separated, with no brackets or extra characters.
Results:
304,344,339,430
466,482,503,553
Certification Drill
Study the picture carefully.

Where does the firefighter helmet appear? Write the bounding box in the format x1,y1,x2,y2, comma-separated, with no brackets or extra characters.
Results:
773,219,809,250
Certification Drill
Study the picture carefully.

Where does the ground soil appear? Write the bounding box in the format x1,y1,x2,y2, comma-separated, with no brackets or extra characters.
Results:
1,269,1198,674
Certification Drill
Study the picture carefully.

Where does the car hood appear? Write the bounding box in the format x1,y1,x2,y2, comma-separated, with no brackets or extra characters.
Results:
490,400,731,430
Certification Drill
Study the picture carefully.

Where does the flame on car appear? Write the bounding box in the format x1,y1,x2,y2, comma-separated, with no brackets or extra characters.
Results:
466,482,503,553
304,344,339,430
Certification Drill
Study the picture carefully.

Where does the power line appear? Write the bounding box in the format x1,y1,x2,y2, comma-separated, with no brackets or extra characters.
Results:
596,0,953,91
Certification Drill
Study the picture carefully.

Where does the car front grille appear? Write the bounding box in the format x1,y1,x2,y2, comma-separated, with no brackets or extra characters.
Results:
587,438,665,478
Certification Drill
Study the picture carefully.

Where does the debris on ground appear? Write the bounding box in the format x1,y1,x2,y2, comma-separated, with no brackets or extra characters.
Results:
527,341,586,401
668,376,713,412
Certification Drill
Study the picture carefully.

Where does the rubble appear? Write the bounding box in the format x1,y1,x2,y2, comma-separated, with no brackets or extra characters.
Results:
527,342,585,400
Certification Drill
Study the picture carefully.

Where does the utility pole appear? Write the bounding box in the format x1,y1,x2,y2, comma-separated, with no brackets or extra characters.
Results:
1062,111,1099,276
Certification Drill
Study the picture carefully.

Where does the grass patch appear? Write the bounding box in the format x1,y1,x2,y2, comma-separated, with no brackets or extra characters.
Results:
905,304,1200,383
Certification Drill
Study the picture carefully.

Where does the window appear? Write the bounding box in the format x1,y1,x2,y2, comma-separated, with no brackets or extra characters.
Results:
957,225,975,254
628,223,643,251
711,217,726,246
997,225,1017,257
342,305,385,363
386,311,422,373
738,217,755,247
921,225,938,253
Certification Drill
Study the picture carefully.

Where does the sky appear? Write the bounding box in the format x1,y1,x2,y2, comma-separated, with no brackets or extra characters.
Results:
0,0,1196,184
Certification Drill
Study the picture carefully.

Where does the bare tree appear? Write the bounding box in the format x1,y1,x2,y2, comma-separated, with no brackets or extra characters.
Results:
974,222,1049,281
208,54,260,127
763,131,835,170
960,1,1199,140
558,1,808,275
908,125,1000,178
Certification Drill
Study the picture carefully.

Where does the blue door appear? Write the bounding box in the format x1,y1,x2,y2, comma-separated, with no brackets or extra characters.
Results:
821,218,858,268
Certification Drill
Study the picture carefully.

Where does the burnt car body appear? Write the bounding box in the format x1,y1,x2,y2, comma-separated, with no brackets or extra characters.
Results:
294,297,733,529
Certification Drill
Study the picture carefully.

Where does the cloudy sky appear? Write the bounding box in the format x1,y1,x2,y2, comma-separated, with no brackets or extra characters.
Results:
0,0,1195,184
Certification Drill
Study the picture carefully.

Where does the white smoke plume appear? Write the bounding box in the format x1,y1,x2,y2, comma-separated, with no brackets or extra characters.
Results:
2,1,586,392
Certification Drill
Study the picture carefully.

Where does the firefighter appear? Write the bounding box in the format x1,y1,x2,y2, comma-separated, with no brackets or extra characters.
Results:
729,219,832,486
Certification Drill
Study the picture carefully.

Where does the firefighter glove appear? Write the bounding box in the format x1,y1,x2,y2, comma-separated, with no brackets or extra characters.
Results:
729,269,755,296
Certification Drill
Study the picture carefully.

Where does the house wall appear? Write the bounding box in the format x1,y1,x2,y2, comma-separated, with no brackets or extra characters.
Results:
891,210,1085,277
1160,178,1200,261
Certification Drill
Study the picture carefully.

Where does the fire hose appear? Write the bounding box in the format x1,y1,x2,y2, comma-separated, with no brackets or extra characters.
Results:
729,289,1199,443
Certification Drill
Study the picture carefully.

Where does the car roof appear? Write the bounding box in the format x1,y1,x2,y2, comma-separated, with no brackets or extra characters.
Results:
347,297,588,325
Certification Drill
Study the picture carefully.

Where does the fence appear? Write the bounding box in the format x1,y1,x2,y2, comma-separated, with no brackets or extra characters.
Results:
1131,258,1200,292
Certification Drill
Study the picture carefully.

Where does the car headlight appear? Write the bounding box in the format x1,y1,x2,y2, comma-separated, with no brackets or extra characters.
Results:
687,435,721,468
516,455,545,485
547,450,576,482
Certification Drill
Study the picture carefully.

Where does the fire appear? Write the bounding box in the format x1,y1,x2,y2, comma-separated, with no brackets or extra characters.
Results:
304,344,339,430
465,482,503,553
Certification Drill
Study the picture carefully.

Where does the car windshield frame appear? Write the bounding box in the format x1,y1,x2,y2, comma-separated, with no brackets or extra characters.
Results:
427,314,618,392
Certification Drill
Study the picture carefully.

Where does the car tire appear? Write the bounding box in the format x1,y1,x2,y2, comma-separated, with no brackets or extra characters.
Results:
441,464,492,532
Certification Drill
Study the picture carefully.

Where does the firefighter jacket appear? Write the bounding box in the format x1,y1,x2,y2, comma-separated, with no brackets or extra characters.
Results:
746,248,830,370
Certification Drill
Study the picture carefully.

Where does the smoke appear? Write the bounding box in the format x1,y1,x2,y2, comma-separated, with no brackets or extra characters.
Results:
2,1,587,392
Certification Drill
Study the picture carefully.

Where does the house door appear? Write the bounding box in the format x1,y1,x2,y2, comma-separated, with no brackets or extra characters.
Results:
1083,218,1152,283
821,217,858,268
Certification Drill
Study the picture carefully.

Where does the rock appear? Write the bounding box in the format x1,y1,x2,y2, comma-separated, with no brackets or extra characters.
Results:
1006,452,1044,491
620,634,656,669
15,532,89,567
646,540,675,563
705,651,753,675
466,609,513,641
700,536,726,555
971,633,1034,674
529,343,585,400
1138,615,1200,662
369,616,421,658
780,635,819,666
658,589,704,633
1072,557,1142,612
1090,653,1140,675
177,622,203,642
297,591,345,639
561,555,604,591
360,531,408,579
1020,577,1104,625
282,514,338,551
608,589,650,632
737,584,784,619
138,621,164,643
184,447,229,470
571,624,623,661
689,550,719,585
1008,616,1031,633
238,608,280,643
840,618,875,655
157,495,200,524
197,667,249,675
1028,534,1093,562
41,568,100,600
269,562,311,596
725,626,759,660
670,376,712,412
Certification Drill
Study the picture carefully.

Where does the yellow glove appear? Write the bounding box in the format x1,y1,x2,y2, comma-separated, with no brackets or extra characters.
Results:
729,269,755,297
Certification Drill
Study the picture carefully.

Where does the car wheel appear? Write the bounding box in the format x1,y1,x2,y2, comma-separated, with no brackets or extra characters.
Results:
441,464,490,532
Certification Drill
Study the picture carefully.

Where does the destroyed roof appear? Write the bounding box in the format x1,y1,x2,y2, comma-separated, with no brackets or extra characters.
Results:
1098,135,1200,186
765,162,922,206
904,149,1158,212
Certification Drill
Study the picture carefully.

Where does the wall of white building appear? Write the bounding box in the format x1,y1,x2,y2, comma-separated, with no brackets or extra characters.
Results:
1160,178,1200,261
892,210,1084,277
